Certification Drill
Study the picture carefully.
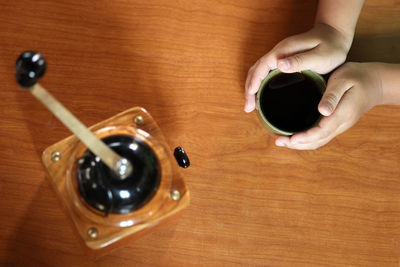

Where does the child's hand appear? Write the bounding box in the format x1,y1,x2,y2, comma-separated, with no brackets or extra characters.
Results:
275,62,383,150
244,23,353,112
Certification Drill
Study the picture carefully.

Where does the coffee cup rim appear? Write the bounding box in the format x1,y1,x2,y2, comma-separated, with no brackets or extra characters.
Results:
256,69,326,136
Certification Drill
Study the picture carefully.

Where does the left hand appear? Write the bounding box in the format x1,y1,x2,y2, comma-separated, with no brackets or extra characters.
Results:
245,23,352,113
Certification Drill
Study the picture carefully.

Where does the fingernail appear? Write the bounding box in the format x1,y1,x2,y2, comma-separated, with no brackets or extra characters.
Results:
278,59,290,71
320,101,333,116
244,105,252,113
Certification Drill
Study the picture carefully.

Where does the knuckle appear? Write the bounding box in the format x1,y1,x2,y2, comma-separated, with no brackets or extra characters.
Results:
289,54,303,67
278,35,297,48
310,140,325,150
329,69,353,86
247,81,254,91
328,68,342,81
341,62,359,77
258,55,271,67
323,93,338,107
276,39,290,49
317,128,330,141
247,66,255,75
337,52,347,65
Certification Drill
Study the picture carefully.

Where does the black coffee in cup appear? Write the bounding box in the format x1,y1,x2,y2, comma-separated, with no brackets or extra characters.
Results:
259,72,323,133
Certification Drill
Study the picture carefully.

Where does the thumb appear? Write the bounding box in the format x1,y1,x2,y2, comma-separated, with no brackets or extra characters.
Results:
318,77,353,116
277,51,320,73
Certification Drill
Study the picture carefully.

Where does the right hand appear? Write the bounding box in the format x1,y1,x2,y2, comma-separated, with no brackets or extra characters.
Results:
244,23,353,113
274,62,383,150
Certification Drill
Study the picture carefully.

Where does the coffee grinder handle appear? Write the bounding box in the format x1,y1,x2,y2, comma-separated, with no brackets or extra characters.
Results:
15,51,133,179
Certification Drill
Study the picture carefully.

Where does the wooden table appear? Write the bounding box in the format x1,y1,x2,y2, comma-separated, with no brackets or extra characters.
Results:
1,0,399,266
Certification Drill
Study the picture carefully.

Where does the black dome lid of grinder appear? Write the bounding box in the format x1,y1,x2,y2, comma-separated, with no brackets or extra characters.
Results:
76,135,161,215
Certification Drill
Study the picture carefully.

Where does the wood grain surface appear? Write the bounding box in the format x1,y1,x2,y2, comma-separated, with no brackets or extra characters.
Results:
0,0,399,266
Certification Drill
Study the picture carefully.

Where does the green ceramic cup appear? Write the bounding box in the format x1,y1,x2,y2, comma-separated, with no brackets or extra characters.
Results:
256,69,326,136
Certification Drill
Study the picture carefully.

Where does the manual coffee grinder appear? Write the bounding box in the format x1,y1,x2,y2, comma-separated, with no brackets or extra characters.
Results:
15,51,190,250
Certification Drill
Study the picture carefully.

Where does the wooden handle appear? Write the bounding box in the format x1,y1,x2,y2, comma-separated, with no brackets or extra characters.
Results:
30,84,132,178
15,51,132,178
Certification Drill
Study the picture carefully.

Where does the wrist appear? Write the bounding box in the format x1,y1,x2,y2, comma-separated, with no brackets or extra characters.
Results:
314,0,364,51
314,22,354,53
376,63,400,105
369,63,384,106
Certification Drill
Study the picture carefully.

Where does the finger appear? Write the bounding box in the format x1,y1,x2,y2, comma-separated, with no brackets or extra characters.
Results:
274,123,324,148
274,114,339,149
281,90,358,150
276,133,331,150
281,133,334,150
244,95,256,112
277,49,322,73
244,67,256,112
246,58,272,96
244,58,273,112
270,32,320,58
245,66,254,93
245,32,321,113
293,122,338,147
318,73,353,116
245,32,318,96
275,136,291,147
290,124,326,145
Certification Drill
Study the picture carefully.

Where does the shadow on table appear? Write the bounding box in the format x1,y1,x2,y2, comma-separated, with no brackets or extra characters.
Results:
4,180,89,266
5,179,179,265
348,34,400,63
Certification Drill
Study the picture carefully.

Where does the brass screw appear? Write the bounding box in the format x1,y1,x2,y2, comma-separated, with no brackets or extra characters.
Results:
51,151,61,162
87,227,99,239
134,115,144,126
169,189,181,201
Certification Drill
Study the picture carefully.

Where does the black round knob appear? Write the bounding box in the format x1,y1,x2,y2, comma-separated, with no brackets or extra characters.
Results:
76,135,161,215
15,51,46,88
174,147,190,168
